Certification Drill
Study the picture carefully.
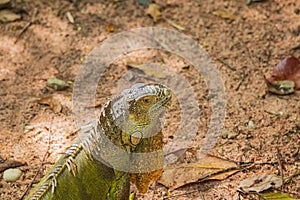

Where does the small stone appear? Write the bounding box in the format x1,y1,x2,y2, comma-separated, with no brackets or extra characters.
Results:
248,120,255,129
3,168,22,182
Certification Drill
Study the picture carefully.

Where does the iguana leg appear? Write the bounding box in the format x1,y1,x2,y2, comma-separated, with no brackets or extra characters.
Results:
109,170,130,200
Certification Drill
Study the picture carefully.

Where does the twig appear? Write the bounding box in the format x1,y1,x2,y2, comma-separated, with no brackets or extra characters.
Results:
163,163,254,199
235,73,247,91
19,133,51,200
291,44,300,50
15,8,38,44
217,58,237,71
264,110,279,116
284,168,300,184
162,16,185,31
197,163,255,183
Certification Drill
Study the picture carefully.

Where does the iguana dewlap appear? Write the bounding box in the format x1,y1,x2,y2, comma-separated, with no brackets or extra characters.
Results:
25,83,171,200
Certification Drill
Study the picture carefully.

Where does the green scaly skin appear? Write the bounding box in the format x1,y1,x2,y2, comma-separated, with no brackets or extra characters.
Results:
25,83,171,200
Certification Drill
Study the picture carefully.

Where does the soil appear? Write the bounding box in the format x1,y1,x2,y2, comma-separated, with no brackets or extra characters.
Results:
1,0,300,199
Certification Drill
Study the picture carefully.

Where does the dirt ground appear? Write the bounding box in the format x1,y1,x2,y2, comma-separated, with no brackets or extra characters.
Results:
0,0,300,199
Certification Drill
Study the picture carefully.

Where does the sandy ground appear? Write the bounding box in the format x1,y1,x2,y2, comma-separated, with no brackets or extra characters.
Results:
0,0,300,199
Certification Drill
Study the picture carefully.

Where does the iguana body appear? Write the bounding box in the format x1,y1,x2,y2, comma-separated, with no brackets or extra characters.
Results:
26,83,171,200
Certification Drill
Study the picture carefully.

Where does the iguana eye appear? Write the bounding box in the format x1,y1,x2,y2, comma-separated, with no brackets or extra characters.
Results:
143,97,151,104
142,96,156,105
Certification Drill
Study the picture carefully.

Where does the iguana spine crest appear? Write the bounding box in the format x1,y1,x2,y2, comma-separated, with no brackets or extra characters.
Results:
30,144,83,200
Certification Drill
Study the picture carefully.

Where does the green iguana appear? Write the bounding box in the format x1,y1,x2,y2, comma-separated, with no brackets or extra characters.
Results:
25,83,171,200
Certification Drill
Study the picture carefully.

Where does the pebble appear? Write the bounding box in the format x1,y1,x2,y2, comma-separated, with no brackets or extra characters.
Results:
3,168,22,182
248,120,255,129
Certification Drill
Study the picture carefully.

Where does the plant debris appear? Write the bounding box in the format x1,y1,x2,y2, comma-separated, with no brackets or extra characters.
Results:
146,3,161,22
0,159,25,173
262,192,298,200
239,174,283,193
0,9,20,22
47,77,69,91
38,95,63,113
265,56,300,94
158,154,239,189
0,0,10,9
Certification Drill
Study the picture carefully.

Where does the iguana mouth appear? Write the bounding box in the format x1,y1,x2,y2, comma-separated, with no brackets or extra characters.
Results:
150,84,172,115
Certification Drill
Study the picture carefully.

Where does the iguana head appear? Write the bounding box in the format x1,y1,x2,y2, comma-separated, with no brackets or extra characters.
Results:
83,83,171,170
108,83,172,149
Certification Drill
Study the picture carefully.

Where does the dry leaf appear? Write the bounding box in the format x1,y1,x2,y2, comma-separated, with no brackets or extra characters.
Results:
267,56,300,91
0,9,21,23
106,24,114,32
38,95,62,113
47,77,69,91
0,160,25,173
158,154,238,189
127,62,167,79
239,174,283,193
262,192,297,200
0,0,10,9
264,76,295,95
212,10,240,20
146,4,161,22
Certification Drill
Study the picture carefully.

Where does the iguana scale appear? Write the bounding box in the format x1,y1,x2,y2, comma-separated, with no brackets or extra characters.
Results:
25,83,171,200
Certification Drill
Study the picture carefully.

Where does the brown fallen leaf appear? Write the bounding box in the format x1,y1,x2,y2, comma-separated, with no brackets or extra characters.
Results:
38,95,62,113
0,0,11,9
267,56,300,90
0,159,25,173
158,154,238,189
239,174,283,193
127,62,167,79
146,3,161,22
0,9,21,23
